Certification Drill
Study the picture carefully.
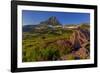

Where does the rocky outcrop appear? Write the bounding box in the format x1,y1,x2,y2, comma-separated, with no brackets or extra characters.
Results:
70,28,90,50
69,28,90,59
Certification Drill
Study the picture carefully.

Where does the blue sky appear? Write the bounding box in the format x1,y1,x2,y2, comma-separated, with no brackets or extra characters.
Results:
22,10,90,25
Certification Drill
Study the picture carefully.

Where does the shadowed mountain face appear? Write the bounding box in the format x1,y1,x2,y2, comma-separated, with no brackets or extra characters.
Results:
22,16,90,62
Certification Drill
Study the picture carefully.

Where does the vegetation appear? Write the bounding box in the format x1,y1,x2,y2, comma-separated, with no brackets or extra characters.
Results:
22,28,73,62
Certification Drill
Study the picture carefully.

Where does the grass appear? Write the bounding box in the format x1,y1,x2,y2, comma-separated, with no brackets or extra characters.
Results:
22,24,90,62
22,29,74,62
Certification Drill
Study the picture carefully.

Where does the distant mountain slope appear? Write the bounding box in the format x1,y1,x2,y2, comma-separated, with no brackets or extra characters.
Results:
23,16,61,32
23,25,38,32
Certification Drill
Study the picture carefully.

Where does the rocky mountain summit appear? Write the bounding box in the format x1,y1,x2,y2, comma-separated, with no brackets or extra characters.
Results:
39,16,61,26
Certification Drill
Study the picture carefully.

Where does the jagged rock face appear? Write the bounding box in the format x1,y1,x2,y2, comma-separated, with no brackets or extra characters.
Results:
79,29,90,41
39,16,61,26
70,29,90,51
71,31,81,51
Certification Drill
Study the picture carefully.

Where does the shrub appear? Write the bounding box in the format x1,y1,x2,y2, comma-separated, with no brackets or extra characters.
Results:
40,45,60,60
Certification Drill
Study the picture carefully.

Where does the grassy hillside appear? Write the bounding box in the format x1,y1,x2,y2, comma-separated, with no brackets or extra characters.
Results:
22,28,74,62
22,23,90,62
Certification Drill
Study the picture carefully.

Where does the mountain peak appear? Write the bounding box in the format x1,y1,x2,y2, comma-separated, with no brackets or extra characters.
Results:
48,16,57,21
39,16,61,26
